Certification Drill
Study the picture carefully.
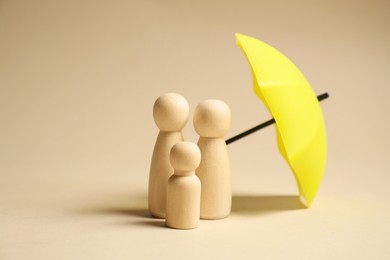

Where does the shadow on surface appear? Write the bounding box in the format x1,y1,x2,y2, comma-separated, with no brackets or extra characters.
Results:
136,220,166,228
92,207,151,218
77,192,152,219
232,195,306,215
77,192,305,219
112,219,170,229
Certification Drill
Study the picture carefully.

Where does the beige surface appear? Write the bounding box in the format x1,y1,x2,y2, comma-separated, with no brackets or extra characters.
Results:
1,0,390,259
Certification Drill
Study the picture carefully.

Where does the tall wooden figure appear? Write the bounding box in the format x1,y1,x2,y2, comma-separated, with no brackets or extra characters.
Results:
166,142,201,229
149,93,189,218
194,99,232,219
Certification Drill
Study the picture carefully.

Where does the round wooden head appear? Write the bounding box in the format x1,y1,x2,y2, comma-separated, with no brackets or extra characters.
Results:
193,99,231,138
153,93,189,132
170,142,201,172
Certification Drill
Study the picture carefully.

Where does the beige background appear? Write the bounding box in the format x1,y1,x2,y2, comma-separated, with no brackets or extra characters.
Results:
1,0,389,259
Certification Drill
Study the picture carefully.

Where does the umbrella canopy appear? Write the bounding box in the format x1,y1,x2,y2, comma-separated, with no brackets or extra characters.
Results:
236,33,327,206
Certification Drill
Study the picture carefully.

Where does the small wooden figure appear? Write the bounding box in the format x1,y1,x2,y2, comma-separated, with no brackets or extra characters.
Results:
194,99,232,219
166,141,201,229
148,93,189,218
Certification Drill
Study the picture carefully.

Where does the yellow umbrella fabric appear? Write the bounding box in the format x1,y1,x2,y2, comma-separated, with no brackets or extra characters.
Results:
236,33,327,206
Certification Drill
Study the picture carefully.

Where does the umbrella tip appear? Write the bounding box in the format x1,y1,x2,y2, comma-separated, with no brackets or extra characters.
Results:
235,33,248,41
235,33,242,42
299,196,310,208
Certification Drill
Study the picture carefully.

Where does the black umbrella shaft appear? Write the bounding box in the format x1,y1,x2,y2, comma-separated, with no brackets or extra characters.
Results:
225,92,329,145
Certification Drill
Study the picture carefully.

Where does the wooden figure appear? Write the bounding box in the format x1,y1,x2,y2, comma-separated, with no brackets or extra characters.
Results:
166,141,201,229
148,93,189,218
194,99,232,220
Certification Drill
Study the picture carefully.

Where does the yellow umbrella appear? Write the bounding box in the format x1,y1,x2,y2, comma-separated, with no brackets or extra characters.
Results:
230,33,327,206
